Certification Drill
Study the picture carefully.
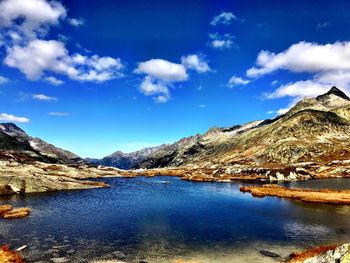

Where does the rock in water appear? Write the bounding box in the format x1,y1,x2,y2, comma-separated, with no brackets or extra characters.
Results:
2,207,31,219
0,185,15,195
260,250,280,258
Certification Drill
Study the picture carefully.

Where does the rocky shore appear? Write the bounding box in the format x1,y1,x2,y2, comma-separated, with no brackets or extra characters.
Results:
122,158,350,183
1,157,350,196
240,184,350,204
0,160,130,194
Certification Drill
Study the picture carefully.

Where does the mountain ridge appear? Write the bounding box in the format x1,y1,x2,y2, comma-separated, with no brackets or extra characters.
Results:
93,86,350,169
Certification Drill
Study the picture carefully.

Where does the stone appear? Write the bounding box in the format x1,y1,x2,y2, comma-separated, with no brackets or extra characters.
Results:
111,251,126,259
50,257,70,263
275,172,285,181
259,250,280,258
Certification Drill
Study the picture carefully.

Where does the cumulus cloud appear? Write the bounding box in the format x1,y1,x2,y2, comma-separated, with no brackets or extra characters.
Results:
0,76,9,84
210,12,236,26
266,80,330,99
134,59,187,82
4,39,123,82
0,113,29,123
68,18,84,27
181,54,211,73
247,41,350,78
0,0,123,84
45,76,63,85
246,41,350,103
0,0,66,39
209,33,234,50
139,76,170,103
32,94,57,101
135,56,210,103
228,76,250,87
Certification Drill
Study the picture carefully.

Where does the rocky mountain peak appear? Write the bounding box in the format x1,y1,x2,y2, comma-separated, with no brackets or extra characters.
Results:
316,86,350,101
0,123,29,142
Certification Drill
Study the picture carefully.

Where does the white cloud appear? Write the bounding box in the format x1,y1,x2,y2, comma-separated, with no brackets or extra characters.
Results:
247,41,350,103
32,94,57,101
48,112,70,116
139,76,170,103
247,41,350,78
181,54,211,73
267,80,330,99
0,113,29,123
0,76,9,84
0,0,66,39
227,76,250,87
4,39,124,82
209,33,234,50
210,12,236,26
134,59,188,82
198,104,206,108
68,18,84,27
45,76,63,85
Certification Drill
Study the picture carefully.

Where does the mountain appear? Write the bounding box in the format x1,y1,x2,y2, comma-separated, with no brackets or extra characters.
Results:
97,145,170,169
96,86,350,169
0,123,84,164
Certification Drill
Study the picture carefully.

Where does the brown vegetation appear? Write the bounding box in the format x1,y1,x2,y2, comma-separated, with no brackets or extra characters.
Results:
240,184,350,204
288,245,338,262
0,245,24,263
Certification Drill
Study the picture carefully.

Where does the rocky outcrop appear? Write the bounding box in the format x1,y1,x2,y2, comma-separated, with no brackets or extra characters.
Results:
0,160,131,194
288,244,350,263
304,243,350,263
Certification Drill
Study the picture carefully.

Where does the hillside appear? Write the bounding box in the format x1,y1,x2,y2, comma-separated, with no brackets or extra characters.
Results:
0,123,84,164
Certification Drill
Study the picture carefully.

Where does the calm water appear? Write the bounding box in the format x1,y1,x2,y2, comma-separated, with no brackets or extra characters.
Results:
1,176,350,263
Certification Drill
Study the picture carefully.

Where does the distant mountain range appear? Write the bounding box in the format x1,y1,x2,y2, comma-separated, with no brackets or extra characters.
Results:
1,86,349,169
92,86,350,169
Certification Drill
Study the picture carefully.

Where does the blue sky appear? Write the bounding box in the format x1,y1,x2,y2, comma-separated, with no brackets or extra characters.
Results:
1,0,350,158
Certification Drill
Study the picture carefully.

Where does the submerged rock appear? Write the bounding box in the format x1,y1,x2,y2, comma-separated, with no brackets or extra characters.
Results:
259,249,280,258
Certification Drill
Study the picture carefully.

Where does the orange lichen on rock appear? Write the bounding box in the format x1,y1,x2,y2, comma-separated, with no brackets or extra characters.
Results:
240,184,350,204
0,205,13,215
0,245,25,263
0,205,31,219
287,245,338,262
2,208,31,219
